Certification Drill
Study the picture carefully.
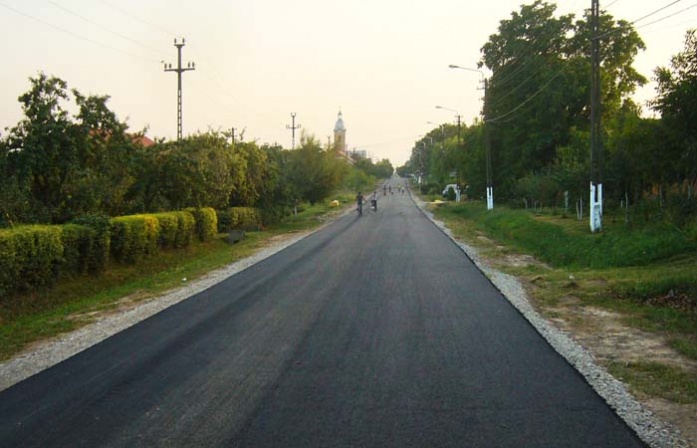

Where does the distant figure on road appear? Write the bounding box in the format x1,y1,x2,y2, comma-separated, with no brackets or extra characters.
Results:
356,192,364,215
371,191,378,211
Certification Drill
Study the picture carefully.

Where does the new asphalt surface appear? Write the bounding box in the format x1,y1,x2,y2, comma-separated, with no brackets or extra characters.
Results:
0,178,647,447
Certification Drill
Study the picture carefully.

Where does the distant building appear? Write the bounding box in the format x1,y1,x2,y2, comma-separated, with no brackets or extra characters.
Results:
351,149,367,159
333,110,347,153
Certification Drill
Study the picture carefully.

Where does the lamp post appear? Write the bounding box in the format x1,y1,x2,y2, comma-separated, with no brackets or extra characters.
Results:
435,106,461,143
427,121,445,141
448,64,493,210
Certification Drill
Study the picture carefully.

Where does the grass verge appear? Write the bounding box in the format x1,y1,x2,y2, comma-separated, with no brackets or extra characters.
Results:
0,198,350,362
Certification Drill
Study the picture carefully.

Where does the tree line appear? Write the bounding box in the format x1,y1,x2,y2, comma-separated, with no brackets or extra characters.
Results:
403,0,696,228
0,73,393,228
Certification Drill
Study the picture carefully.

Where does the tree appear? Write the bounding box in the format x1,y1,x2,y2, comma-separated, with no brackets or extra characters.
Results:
155,132,236,210
285,135,346,205
478,1,646,198
651,29,697,193
2,73,78,223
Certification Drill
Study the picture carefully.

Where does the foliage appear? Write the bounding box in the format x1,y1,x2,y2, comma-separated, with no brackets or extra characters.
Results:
217,207,262,232
186,207,218,242
0,225,63,299
109,215,160,264
71,213,110,274
0,73,145,224
440,204,696,269
651,29,697,189
152,211,196,249
285,134,347,205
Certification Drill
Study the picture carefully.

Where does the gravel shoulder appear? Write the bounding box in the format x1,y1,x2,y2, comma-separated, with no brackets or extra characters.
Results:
0,196,690,447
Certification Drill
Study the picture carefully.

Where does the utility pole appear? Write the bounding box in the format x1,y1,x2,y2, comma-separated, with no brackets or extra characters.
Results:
484,78,493,210
286,112,302,149
590,0,603,232
230,127,237,145
164,38,195,140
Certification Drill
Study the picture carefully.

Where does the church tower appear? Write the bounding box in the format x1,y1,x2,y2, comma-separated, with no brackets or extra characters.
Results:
333,110,346,153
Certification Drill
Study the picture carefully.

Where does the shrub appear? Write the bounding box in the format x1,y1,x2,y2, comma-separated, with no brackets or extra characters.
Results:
186,207,218,242
60,224,94,276
152,211,196,249
217,207,262,232
0,225,63,299
71,213,110,274
110,215,159,263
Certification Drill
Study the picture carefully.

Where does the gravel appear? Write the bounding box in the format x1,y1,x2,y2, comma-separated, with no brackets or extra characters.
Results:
0,198,688,447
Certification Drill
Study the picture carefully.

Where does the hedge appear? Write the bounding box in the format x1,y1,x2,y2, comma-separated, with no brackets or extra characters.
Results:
152,211,196,249
60,224,96,276
186,207,218,242
0,208,218,298
110,215,159,263
0,225,63,298
217,207,262,232
71,214,110,275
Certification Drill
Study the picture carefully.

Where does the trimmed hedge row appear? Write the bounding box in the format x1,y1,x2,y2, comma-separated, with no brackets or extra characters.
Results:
186,207,218,242
217,207,262,232
153,211,196,249
0,208,219,299
109,214,159,263
0,225,63,298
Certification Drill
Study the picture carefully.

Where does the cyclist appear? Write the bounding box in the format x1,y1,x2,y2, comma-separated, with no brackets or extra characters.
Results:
356,191,364,215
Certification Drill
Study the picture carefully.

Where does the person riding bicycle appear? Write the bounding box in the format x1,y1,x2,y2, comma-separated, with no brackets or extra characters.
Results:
356,191,364,214
370,191,378,211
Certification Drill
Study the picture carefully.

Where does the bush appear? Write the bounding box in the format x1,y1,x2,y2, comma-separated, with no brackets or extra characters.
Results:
153,211,196,249
60,224,95,276
217,207,262,232
71,213,110,274
186,207,218,242
420,183,440,196
0,225,63,299
110,215,159,263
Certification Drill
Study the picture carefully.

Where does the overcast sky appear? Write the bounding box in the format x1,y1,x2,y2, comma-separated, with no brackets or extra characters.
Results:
1,0,695,165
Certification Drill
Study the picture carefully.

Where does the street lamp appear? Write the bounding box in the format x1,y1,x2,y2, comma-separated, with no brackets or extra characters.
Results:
435,106,461,142
449,64,493,210
427,121,445,140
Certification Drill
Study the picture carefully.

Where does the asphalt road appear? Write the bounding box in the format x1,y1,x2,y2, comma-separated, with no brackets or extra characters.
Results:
0,177,646,447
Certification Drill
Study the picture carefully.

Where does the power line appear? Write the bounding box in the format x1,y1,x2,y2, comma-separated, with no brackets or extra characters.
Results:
486,66,566,124
0,1,156,63
632,0,683,25
99,0,176,39
595,0,685,40
635,3,697,31
46,0,166,59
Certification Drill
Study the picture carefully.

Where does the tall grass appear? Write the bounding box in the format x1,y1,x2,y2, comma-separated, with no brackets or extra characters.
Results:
440,205,696,269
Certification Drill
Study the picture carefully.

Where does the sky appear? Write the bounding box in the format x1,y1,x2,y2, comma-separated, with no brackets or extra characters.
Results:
0,0,695,166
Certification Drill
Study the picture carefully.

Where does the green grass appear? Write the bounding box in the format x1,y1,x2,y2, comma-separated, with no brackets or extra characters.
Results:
438,205,696,269
608,361,697,404
0,199,348,361
430,200,697,403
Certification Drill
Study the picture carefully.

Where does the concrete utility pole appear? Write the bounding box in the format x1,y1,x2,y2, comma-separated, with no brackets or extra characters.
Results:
286,113,302,149
164,38,195,140
483,78,493,211
589,0,603,232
